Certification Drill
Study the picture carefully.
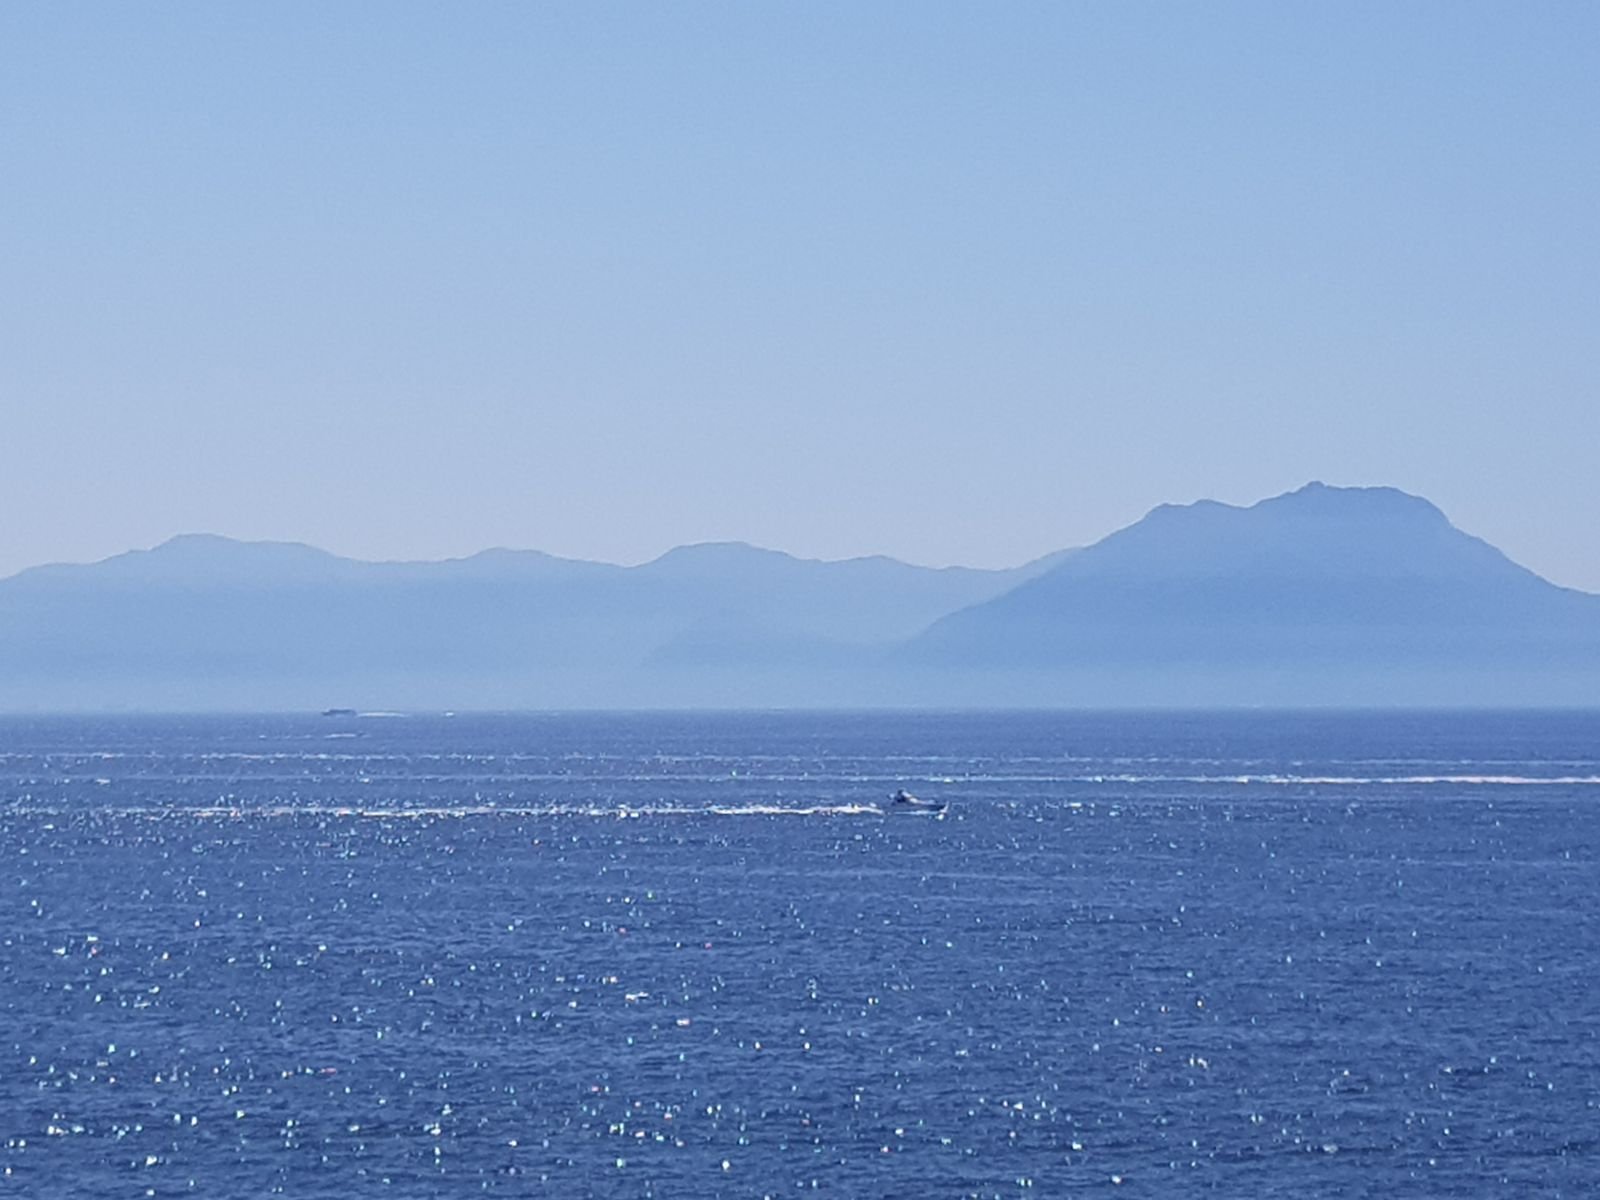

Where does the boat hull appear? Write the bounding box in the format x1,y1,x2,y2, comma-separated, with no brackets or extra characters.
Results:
886,789,947,815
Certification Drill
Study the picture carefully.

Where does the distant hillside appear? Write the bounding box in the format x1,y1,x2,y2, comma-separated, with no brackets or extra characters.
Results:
2,483,1596,710
903,483,1600,705
0,536,1064,710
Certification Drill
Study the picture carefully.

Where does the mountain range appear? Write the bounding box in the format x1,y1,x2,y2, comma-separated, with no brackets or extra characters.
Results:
2,483,1596,709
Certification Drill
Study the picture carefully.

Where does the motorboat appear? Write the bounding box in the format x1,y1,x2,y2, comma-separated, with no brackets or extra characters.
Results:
887,788,947,815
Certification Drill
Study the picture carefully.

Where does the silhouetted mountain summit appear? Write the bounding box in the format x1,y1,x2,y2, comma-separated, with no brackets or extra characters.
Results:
15,534,359,587
1082,483,1511,585
905,483,1600,704
12,535,615,589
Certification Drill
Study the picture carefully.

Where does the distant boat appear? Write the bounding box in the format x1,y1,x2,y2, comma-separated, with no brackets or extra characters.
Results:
887,788,946,815
321,708,357,717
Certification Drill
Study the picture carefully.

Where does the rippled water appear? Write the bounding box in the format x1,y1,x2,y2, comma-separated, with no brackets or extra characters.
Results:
3,710,1599,1197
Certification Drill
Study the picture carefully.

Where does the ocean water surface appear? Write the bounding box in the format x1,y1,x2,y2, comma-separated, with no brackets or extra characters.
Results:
3,710,1598,1197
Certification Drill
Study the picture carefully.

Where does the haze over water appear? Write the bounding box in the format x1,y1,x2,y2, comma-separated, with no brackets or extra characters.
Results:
4,710,1598,1196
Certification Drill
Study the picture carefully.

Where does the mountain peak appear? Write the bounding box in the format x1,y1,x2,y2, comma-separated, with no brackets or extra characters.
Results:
1083,482,1498,585
1140,483,1445,529
32,533,356,587
1262,481,1446,521
145,532,337,560
908,479,1587,686
645,542,801,573
155,532,245,551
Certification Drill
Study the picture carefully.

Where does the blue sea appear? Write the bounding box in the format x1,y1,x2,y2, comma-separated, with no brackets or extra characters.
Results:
3,710,1599,1197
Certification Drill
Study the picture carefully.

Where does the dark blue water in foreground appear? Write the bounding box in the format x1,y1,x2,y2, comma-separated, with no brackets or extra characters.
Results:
3,711,1600,1197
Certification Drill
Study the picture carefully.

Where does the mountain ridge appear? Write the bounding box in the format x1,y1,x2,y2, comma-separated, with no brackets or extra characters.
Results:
1,483,1596,710
6,534,1065,583
0,529,1069,710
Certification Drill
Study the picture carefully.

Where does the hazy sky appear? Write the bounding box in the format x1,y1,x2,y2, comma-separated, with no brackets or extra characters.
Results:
4,2,1597,587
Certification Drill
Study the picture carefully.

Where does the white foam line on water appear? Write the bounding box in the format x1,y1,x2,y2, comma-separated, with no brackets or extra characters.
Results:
7,803,889,820
704,804,883,816
1235,775,1600,786
1022,774,1600,786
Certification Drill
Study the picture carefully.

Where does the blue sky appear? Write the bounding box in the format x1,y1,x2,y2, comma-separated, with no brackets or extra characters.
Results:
3,2,1597,586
